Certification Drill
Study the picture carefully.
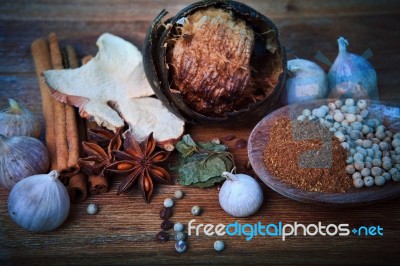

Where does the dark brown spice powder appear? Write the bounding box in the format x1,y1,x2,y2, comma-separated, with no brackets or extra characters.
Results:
263,116,352,193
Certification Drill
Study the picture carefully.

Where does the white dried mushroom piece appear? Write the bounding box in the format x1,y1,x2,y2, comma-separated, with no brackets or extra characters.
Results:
44,33,184,148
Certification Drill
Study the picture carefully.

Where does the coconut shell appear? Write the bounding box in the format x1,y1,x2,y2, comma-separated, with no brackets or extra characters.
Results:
143,0,287,125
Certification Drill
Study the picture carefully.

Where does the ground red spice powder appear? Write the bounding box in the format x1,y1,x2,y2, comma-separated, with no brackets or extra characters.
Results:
263,116,352,193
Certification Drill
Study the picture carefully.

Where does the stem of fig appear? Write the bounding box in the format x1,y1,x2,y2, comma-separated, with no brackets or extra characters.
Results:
8,99,23,115
49,170,60,181
338,37,349,55
222,171,237,181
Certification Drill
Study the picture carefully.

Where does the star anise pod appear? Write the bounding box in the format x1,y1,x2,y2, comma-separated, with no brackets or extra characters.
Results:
106,132,171,203
78,128,122,176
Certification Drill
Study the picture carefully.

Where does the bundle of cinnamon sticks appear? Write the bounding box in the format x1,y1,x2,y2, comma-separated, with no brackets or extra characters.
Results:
31,33,109,202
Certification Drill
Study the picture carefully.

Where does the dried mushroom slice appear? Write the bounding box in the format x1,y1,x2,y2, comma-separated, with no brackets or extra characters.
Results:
44,33,184,147
118,97,185,151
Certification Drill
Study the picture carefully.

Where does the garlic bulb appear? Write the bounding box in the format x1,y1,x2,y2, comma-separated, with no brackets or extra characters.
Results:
8,170,70,232
328,37,378,99
0,134,49,190
0,98,41,138
285,59,328,104
219,172,263,217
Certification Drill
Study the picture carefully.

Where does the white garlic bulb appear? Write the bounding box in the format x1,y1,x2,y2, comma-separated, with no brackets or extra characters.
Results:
286,59,328,104
0,134,49,190
8,170,70,232
219,172,264,217
0,98,41,138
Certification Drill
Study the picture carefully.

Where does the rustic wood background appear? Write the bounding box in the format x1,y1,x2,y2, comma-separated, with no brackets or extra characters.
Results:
1,0,400,264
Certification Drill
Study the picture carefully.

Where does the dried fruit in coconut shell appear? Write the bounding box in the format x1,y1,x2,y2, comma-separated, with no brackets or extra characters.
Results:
44,33,184,149
143,0,286,125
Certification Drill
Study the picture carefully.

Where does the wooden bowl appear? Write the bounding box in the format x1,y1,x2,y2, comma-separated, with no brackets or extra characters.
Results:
248,99,400,205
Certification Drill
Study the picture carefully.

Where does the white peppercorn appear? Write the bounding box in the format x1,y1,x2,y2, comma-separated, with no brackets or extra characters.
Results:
175,232,186,241
87,203,98,215
382,172,392,182
392,139,400,148
364,176,374,187
334,112,344,122
371,158,382,167
375,131,386,140
396,147,400,155
297,115,306,122
175,240,187,253
379,142,389,151
164,198,174,208
394,133,400,139
365,162,372,169
382,160,392,171
361,125,371,135
214,240,225,252
346,157,354,164
174,222,184,232
333,122,341,129
302,109,311,117
360,109,369,118
341,142,350,150
334,100,343,108
345,98,355,107
346,106,357,114
357,99,367,109
174,190,184,199
362,140,372,149
191,206,201,216
352,172,362,180
315,108,326,118
371,167,383,177
340,105,348,113
334,131,346,142
366,148,374,157
341,120,350,127
354,161,365,171
360,168,371,177
353,153,364,162
374,176,386,186
356,115,363,122
350,130,362,140
345,113,356,123
353,178,364,188
385,130,393,138
328,102,336,110
345,165,356,174
376,125,386,132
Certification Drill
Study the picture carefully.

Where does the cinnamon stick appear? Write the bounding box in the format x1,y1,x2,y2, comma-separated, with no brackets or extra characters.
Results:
48,33,69,172
88,175,109,194
64,45,88,202
31,39,57,170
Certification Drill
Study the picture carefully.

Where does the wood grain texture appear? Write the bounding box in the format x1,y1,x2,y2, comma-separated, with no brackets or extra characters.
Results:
0,0,400,265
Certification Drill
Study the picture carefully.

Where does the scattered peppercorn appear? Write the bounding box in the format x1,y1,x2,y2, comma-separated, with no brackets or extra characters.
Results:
156,231,170,242
214,240,225,252
87,203,98,215
164,198,174,208
191,206,202,216
174,190,184,200
235,139,247,149
161,220,174,230
174,222,184,232
160,207,172,220
175,240,187,253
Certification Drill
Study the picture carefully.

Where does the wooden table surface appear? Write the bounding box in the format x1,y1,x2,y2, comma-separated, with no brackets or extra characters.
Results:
1,0,400,265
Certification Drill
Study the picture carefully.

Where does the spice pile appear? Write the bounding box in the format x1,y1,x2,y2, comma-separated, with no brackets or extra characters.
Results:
264,116,352,193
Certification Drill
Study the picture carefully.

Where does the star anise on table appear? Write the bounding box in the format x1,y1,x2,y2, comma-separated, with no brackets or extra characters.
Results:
105,132,172,203
78,128,122,176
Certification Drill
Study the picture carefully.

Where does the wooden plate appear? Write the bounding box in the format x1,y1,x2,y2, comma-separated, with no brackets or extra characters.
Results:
248,99,400,205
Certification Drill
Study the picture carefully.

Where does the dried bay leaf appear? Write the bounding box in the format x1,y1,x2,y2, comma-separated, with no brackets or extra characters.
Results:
175,135,235,187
